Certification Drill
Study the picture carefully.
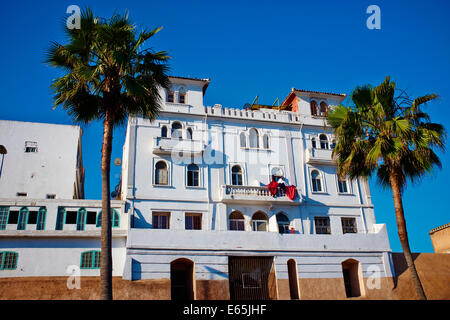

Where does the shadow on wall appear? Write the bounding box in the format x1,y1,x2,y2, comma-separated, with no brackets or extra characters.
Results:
131,258,142,281
391,252,421,289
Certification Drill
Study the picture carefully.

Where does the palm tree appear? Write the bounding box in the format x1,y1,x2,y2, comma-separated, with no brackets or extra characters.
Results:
45,9,170,299
327,77,445,300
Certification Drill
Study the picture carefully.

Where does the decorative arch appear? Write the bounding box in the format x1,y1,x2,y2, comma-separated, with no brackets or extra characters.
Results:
319,134,329,149
161,125,168,138
252,211,268,232
276,212,290,234
155,160,169,185
229,211,245,231
319,101,328,116
171,122,183,139
239,132,246,148
231,165,243,186
310,100,318,116
311,170,323,192
249,128,259,148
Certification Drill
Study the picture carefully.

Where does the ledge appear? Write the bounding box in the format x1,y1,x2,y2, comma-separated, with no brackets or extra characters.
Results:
0,230,128,238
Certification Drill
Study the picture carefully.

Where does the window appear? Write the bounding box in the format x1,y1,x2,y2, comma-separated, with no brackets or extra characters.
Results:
46,194,56,199
80,251,100,269
167,89,174,103
271,167,283,183
36,207,46,230
86,211,97,225
8,210,18,224
0,207,9,230
185,213,202,230
76,208,87,231
17,207,28,230
96,209,120,228
314,217,331,234
330,139,336,150
229,211,245,231
239,132,246,148
263,134,269,149
27,210,38,225
252,212,268,232
171,122,183,139
55,207,65,230
311,170,322,192
276,213,290,234
231,165,243,186
187,163,199,187
24,141,37,153
155,161,168,185
152,212,170,229
249,128,259,148
319,134,329,149
338,178,349,193
178,88,186,104
0,251,18,270
310,101,318,116
161,126,168,138
16,192,27,197
186,127,193,140
311,137,317,149
341,218,357,234
320,102,328,116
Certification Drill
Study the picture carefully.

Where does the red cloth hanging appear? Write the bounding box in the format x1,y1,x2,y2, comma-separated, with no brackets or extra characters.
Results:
285,185,297,200
267,181,278,196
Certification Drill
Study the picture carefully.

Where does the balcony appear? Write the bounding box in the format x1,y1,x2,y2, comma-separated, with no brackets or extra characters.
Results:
220,185,302,206
153,137,205,157
305,148,335,165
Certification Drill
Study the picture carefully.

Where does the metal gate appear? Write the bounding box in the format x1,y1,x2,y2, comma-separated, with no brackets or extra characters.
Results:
228,256,275,300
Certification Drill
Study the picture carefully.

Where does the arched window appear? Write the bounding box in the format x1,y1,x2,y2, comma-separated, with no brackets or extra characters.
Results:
36,207,46,230
319,134,329,149
287,259,300,299
320,101,328,116
171,258,195,300
311,170,322,192
96,209,120,228
338,177,349,194
252,211,268,232
171,122,183,139
229,211,245,231
155,161,168,185
330,139,336,150
186,127,193,140
249,128,259,148
311,137,317,149
17,207,28,230
239,132,246,148
342,259,365,298
263,134,269,149
310,101,318,116
276,213,290,234
161,126,168,138
178,87,186,104
231,165,243,186
167,88,174,103
187,163,199,187
76,207,87,231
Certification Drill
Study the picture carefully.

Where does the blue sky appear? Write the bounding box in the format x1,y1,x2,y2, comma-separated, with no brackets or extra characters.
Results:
0,0,449,252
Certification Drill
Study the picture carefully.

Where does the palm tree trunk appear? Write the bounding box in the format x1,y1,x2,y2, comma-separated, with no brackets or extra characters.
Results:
100,109,114,300
389,172,427,300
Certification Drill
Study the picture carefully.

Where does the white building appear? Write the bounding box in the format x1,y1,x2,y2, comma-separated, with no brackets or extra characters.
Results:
0,77,394,300
0,121,126,279
119,76,394,300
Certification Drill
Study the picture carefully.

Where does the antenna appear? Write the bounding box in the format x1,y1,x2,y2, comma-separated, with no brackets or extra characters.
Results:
251,95,259,106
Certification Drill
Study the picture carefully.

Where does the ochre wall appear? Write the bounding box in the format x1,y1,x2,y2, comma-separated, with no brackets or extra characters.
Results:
0,253,448,300
430,227,450,253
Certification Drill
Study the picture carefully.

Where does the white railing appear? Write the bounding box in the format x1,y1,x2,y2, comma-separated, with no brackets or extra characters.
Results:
306,148,335,165
153,137,205,155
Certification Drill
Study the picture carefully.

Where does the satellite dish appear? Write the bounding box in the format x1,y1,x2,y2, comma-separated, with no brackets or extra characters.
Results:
114,158,122,166
243,103,251,110
111,191,118,198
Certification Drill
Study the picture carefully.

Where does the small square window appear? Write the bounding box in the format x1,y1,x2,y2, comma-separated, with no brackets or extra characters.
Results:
342,218,357,234
65,211,78,224
314,217,331,234
27,211,38,224
152,212,170,229
24,141,38,153
16,192,27,197
46,194,56,199
185,213,202,230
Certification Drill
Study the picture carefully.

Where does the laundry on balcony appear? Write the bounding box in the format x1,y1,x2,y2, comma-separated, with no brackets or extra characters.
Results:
267,181,278,196
285,185,297,200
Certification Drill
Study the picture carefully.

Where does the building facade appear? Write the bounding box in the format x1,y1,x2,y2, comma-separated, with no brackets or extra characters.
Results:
119,76,394,300
0,121,126,280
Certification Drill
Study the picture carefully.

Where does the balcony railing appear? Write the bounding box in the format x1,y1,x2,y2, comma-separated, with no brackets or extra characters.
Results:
221,185,301,205
305,148,335,165
152,137,205,156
